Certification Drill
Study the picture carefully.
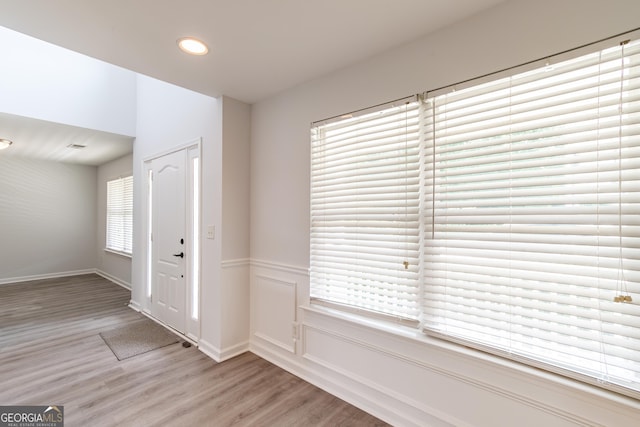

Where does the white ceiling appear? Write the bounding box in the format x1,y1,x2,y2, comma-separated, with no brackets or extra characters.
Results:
0,0,505,104
0,0,505,166
0,113,134,166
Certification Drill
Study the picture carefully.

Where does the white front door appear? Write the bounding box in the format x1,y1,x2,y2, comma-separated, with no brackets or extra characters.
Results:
150,149,186,333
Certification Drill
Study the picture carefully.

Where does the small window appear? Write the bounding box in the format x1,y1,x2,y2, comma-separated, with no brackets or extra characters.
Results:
106,176,133,255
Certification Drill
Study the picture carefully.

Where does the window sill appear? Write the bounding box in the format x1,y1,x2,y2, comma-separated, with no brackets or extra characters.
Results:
301,303,640,409
104,248,132,259
303,303,420,340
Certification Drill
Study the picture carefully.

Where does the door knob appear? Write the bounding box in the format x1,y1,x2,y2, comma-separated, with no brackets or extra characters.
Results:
173,252,184,258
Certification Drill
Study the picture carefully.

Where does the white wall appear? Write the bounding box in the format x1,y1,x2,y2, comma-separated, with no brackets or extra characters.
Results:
0,25,136,137
249,0,640,425
96,153,133,288
0,157,97,283
131,76,251,360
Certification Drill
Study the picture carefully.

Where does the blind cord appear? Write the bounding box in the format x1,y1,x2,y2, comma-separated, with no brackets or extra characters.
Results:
615,40,633,303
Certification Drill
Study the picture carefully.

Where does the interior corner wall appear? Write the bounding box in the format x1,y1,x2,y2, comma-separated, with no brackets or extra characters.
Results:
0,156,97,283
96,153,133,288
220,96,251,357
131,74,222,354
249,0,640,426
221,96,251,263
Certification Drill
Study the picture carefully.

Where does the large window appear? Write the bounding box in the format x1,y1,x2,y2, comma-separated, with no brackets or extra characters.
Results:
311,98,421,322
106,175,133,255
310,33,640,397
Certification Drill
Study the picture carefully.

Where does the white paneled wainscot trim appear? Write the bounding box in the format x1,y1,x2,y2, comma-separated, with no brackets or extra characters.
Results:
221,258,251,269
249,259,640,427
250,260,300,355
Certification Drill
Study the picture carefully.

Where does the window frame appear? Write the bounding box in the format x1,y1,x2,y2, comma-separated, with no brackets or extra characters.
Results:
106,175,133,256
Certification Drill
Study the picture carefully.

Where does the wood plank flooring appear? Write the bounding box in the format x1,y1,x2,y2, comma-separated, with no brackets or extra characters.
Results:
0,274,388,427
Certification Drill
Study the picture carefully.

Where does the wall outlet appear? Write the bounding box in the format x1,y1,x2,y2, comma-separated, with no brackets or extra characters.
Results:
207,225,215,239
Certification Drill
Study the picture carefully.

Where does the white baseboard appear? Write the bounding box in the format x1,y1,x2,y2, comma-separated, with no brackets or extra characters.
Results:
0,269,96,286
199,339,249,363
96,269,131,290
220,341,250,361
198,339,221,362
128,300,142,312
0,269,132,290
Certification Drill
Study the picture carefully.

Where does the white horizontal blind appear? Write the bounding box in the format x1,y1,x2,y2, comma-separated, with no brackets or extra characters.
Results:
422,38,640,394
310,98,421,320
106,176,133,254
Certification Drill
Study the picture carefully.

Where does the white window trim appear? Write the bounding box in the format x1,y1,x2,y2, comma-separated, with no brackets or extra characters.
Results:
106,175,133,256
103,247,132,258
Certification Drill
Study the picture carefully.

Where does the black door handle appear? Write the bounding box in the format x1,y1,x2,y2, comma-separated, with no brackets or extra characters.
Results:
173,252,184,258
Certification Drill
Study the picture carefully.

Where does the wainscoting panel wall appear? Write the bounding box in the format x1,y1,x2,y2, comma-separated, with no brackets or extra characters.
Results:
249,260,640,427
251,261,299,355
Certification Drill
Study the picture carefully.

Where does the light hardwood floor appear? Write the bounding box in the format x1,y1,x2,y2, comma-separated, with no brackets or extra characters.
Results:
0,274,388,427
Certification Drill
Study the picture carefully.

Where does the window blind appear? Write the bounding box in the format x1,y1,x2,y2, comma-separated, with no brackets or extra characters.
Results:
106,176,133,255
310,97,421,321
421,37,640,394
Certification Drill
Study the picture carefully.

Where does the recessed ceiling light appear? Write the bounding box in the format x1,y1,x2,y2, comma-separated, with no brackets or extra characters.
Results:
0,139,13,150
177,37,209,55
